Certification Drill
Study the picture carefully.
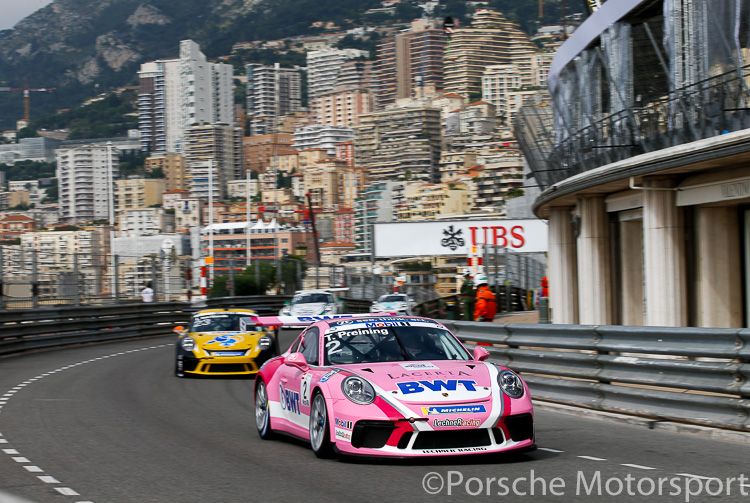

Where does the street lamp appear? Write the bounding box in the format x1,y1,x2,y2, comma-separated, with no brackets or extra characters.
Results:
106,141,117,300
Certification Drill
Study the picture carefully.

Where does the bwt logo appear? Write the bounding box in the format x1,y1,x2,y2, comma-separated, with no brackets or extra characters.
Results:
397,379,478,395
279,384,301,414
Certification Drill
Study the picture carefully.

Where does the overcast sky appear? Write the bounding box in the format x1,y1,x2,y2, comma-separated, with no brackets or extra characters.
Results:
0,0,53,30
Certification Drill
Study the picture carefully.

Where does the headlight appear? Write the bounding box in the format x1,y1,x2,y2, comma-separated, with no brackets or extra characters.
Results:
323,304,334,313
341,376,376,405
280,306,291,315
498,369,524,399
255,336,273,351
371,304,379,312
181,337,196,351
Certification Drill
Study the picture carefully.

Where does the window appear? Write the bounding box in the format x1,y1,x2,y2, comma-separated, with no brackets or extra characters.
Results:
300,327,320,365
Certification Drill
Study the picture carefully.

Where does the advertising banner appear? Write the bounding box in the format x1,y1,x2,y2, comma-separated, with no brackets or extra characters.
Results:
373,219,548,257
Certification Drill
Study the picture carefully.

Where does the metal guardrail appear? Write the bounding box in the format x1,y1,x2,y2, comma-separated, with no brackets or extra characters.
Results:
0,296,292,358
2,299,748,432
443,321,750,432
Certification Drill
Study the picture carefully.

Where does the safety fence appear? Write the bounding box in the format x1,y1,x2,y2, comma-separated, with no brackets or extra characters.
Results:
1,301,746,432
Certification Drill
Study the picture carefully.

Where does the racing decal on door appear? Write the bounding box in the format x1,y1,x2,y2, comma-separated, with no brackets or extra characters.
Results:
279,383,301,414
301,373,312,407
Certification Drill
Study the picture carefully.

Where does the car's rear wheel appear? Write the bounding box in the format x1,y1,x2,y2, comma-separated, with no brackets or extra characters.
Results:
309,392,334,458
255,379,275,439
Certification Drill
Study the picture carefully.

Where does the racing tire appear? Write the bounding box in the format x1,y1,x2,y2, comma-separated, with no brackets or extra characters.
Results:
255,379,275,440
309,392,334,459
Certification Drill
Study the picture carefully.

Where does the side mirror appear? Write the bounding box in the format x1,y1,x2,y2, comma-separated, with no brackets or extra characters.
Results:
284,352,309,371
173,326,185,333
473,346,490,361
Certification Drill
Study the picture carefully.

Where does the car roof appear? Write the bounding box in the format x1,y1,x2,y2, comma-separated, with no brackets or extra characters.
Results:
324,315,437,328
194,308,257,315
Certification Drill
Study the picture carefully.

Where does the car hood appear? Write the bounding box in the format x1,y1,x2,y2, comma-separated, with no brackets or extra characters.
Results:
290,303,329,315
188,331,261,350
343,360,494,403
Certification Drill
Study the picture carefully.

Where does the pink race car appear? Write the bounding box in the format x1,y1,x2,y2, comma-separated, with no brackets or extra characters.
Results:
253,315,535,458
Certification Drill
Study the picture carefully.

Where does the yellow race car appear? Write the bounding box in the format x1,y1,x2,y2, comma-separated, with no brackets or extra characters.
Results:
173,309,279,378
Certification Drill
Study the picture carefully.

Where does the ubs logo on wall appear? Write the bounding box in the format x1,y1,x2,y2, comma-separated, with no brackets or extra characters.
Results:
440,225,465,251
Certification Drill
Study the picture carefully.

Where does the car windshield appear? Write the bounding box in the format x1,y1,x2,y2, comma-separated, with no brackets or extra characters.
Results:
189,313,261,332
379,295,407,303
293,293,333,304
324,325,471,365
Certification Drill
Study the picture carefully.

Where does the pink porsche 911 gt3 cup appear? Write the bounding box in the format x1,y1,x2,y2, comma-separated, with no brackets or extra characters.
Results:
252,314,535,458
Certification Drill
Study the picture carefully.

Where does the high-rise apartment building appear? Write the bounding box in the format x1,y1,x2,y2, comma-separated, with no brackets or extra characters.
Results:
56,144,119,225
306,48,370,100
310,88,374,127
243,133,296,173
353,106,442,182
294,125,354,156
137,40,234,154
184,124,244,200
374,19,447,110
443,10,538,99
246,64,303,136
145,153,188,192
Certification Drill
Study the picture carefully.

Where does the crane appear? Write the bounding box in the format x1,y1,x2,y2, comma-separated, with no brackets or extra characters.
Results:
0,78,55,124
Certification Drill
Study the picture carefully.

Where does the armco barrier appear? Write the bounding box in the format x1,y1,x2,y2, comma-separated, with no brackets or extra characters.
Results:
2,301,748,432
0,296,291,358
443,320,750,431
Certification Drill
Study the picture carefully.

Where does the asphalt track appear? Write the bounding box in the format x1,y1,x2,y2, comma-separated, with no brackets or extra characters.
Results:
0,333,748,503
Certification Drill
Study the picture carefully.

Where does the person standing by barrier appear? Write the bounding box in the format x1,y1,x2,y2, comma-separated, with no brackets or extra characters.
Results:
141,283,154,302
473,273,497,322
459,269,475,321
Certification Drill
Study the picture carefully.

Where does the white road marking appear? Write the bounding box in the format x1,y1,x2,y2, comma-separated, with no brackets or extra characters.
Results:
577,455,607,461
675,473,715,479
621,463,656,470
54,488,80,496
0,342,170,503
538,447,564,453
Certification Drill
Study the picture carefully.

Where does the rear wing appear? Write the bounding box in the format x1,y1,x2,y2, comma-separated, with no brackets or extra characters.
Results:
240,313,395,330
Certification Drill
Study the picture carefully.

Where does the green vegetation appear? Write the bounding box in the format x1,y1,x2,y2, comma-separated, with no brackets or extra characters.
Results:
31,92,138,140
0,160,56,180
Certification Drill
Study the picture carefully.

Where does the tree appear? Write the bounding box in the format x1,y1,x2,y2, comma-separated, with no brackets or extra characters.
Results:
208,261,277,297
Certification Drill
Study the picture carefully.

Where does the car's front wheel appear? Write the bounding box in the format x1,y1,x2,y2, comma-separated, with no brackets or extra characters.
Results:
309,392,334,458
255,379,275,439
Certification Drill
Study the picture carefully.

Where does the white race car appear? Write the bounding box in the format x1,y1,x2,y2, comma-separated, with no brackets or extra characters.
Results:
280,290,346,317
370,293,415,316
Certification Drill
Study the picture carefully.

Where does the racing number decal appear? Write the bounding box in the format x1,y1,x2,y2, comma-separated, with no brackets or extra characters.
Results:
326,339,342,354
301,373,313,408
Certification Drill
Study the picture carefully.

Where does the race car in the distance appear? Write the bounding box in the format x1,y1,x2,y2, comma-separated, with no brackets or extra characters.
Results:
173,309,279,377
279,289,346,318
252,314,534,458
370,293,416,316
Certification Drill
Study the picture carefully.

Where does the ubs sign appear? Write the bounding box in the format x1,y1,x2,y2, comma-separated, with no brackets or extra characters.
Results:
374,219,548,257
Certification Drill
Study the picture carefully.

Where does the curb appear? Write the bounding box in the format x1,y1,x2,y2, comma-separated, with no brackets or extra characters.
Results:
533,400,750,445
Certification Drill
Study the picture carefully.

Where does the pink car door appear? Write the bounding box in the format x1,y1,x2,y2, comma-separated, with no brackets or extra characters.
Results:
276,327,320,438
